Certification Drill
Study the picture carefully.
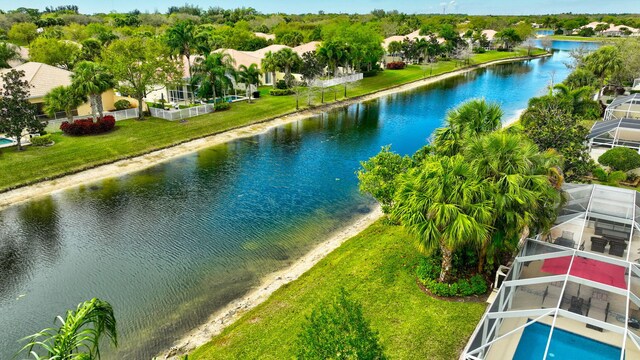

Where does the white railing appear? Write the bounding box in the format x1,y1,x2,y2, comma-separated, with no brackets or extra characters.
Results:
149,104,215,121
104,108,139,121
42,108,139,131
309,73,364,88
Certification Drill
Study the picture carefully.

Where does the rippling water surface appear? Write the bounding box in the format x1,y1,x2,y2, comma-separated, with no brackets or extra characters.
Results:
0,42,591,358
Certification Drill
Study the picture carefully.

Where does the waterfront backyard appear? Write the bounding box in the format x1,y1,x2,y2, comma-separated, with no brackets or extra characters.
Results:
0,43,578,359
0,49,543,193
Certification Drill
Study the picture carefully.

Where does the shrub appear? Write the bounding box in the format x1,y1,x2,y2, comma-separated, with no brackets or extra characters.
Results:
269,89,294,96
275,79,288,89
214,102,230,111
60,116,116,136
30,134,53,146
598,147,640,171
593,167,608,182
416,257,488,297
473,47,486,53
295,289,387,360
114,99,131,110
385,61,406,70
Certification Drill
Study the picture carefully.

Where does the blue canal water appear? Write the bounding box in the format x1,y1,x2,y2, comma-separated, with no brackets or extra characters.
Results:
513,322,622,360
0,42,590,358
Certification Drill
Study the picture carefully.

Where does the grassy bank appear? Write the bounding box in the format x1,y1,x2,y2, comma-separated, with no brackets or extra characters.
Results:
189,221,487,359
546,35,607,42
0,49,544,192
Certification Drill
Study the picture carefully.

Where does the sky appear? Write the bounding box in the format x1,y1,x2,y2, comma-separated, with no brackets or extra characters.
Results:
6,0,640,15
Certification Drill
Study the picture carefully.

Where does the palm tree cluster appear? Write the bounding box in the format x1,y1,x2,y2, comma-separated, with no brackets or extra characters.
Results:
261,48,302,88
43,61,114,122
359,99,564,283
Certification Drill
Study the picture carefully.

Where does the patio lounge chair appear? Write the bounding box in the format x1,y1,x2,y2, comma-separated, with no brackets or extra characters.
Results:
586,298,610,332
590,236,607,253
609,241,627,257
554,231,575,248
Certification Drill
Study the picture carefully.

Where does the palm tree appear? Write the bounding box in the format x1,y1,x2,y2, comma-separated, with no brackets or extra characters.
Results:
72,61,114,120
237,63,262,103
317,40,347,76
191,52,236,104
274,48,302,87
166,21,196,78
166,21,196,104
43,85,87,121
18,298,117,359
432,99,503,156
261,51,278,89
552,83,597,117
0,42,21,68
496,28,522,51
584,45,623,87
465,132,562,273
393,154,493,283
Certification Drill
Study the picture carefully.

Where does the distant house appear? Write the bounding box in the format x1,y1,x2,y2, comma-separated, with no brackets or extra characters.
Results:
292,41,321,56
0,62,136,119
579,22,639,37
5,43,29,68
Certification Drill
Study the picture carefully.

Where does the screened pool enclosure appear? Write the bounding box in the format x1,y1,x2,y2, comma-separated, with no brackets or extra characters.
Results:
463,184,640,360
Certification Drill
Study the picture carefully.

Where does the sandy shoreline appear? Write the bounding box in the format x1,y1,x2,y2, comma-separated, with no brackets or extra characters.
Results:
161,206,384,359
0,54,545,212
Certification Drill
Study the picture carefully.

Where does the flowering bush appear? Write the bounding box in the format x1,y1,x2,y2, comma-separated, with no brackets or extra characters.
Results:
60,115,116,135
386,61,406,70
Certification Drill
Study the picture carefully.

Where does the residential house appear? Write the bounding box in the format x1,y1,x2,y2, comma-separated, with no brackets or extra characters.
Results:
0,62,137,119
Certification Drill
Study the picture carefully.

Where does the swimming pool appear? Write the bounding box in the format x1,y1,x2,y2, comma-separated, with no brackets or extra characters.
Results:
0,137,16,148
513,322,622,359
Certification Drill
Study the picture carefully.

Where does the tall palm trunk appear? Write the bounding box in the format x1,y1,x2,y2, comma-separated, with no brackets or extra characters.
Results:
271,71,276,88
95,93,104,118
439,242,454,283
90,94,99,121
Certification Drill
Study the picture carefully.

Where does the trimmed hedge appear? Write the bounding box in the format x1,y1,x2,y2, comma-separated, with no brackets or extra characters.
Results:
269,89,294,96
416,257,487,297
598,147,640,171
214,102,231,111
114,99,131,110
60,115,116,136
386,61,406,70
30,134,54,146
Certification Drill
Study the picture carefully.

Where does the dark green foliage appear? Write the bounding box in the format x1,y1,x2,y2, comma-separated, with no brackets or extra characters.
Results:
0,69,43,150
296,289,387,360
521,96,594,181
269,88,294,96
114,99,131,110
563,68,598,90
416,257,488,297
578,27,595,37
214,102,231,111
275,79,288,89
30,134,53,146
356,145,412,214
598,147,640,172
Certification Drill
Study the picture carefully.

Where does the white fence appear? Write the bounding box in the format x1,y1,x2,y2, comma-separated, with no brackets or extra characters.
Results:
104,108,139,121
43,108,139,132
149,104,215,121
309,73,363,88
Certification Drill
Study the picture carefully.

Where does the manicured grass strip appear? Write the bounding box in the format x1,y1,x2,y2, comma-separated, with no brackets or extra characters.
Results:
0,49,543,192
190,221,487,360
546,35,607,42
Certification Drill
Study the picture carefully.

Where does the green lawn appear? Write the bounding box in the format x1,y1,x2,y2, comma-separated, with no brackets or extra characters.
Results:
546,35,607,42
0,49,544,192
190,221,487,359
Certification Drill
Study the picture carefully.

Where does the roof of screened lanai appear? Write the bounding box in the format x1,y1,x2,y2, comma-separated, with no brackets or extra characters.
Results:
463,184,640,360
589,94,640,150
